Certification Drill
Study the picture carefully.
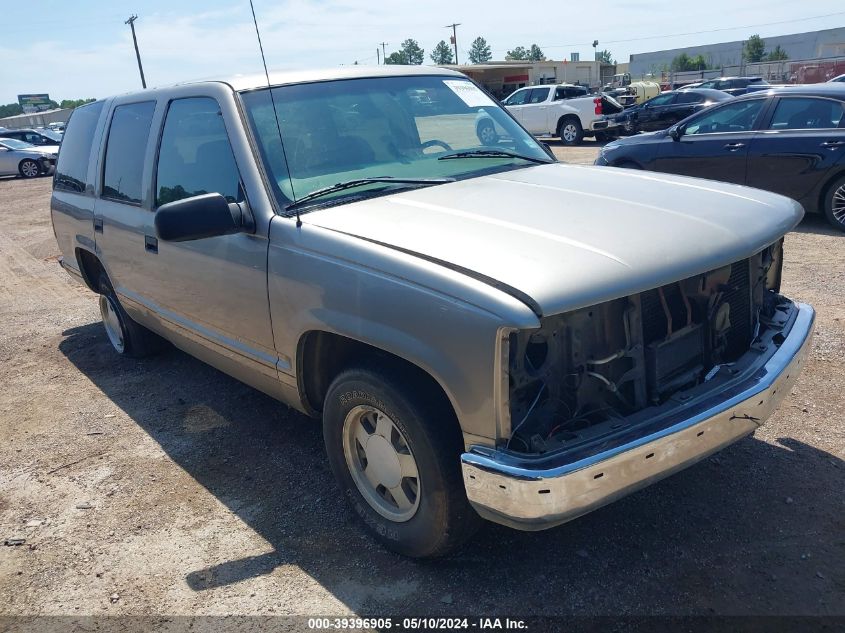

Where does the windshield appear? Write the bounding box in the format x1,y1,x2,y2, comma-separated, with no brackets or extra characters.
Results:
240,75,550,210
38,129,63,142
0,138,36,150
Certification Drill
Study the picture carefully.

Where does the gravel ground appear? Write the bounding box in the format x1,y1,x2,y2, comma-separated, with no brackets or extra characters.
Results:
0,148,843,621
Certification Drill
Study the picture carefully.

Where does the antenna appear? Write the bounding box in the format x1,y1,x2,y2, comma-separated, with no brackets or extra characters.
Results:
248,0,300,227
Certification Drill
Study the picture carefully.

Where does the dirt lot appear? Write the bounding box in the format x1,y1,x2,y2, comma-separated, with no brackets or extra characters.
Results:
1,146,843,621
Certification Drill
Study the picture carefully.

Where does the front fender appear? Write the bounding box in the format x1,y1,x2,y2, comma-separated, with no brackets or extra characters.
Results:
267,216,539,441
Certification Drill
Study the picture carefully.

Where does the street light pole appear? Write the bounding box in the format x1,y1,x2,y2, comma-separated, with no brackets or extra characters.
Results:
125,15,147,89
445,23,461,65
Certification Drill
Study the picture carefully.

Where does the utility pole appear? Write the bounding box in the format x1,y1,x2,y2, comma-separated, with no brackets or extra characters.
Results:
379,42,388,63
125,15,147,89
445,23,460,65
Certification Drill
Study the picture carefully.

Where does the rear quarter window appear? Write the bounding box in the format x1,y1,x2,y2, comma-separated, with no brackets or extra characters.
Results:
54,101,105,193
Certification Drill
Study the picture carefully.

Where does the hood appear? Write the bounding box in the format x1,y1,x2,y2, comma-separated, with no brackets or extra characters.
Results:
304,164,803,317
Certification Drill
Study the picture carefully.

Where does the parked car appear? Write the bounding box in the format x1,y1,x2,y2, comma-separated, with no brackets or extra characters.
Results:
51,66,813,558
595,84,845,230
495,83,624,145
696,76,768,96
615,89,733,134
0,127,62,147
828,74,845,83
48,121,66,132
0,138,58,178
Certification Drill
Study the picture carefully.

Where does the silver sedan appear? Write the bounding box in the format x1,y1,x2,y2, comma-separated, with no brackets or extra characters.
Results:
0,138,58,178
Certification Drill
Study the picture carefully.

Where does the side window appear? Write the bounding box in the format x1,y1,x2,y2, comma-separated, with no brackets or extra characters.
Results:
504,90,528,106
685,99,765,135
648,93,676,106
768,97,844,130
55,100,104,193
155,97,242,207
102,101,155,204
676,92,704,104
527,88,550,104
554,87,566,101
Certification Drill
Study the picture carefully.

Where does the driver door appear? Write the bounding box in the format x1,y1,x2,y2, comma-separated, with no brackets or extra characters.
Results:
521,87,552,134
503,88,530,125
653,97,769,184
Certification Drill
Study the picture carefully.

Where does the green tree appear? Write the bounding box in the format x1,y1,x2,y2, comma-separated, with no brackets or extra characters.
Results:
690,54,708,70
384,51,407,64
670,53,693,71
431,40,454,65
401,38,424,65
743,34,766,63
766,45,788,61
59,98,96,110
468,36,492,63
384,39,424,65
528,44,545,61
0,103,23,118
505,46,528,60
595,49,615,64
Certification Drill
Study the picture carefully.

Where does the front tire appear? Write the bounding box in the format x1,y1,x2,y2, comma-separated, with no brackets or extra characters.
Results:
19,159,40,179
823,174,845,232
98,273,166,358
476,119,498,146
558,117,583,146
323,366,480,558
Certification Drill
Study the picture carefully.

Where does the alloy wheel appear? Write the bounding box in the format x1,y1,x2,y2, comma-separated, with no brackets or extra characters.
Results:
20,160,39,178
833,183,845,224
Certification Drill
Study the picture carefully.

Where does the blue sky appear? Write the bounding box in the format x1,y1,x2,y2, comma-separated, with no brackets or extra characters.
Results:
1,0,843,104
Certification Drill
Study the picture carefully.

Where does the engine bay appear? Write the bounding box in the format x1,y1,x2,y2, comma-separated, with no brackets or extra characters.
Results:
506,242,785,454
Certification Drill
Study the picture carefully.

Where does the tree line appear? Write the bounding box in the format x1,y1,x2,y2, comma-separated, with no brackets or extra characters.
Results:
0,98,96,119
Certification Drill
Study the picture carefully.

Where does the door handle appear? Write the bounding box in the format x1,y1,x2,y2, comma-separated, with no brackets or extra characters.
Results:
821,140,844,148
723,142,745,150
93,217,103,233
144,235,158,254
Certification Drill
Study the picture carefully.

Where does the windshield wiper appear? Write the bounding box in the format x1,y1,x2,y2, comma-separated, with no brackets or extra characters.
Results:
286,177,455,211
437,149,553,165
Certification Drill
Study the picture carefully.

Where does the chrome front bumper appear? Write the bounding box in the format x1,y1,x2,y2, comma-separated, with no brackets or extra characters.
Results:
461,302,815,530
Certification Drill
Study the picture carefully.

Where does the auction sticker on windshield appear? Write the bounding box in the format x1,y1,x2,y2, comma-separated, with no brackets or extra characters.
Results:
443,80,497,107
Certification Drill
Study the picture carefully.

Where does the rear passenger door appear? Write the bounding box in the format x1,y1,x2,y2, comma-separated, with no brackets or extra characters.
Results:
638,93,677,131
746,96,845,204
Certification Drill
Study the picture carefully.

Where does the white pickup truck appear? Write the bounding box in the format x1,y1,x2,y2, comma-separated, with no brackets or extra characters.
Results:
494,84,624,145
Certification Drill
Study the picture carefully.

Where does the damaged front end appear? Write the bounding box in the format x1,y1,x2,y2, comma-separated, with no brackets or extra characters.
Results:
505,242,785,454
461,240,814,530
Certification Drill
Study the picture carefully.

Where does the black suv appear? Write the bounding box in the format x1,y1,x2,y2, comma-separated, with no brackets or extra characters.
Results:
696,77,768,96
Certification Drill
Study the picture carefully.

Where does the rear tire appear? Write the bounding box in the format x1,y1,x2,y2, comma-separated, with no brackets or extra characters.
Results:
19,159,40,179
323,365,481,558
823,174,845,232
558,117,583,146
98,273,166,358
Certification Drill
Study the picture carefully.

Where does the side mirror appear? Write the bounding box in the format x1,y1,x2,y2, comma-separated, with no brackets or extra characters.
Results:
155,193,250,242
669,127,682,141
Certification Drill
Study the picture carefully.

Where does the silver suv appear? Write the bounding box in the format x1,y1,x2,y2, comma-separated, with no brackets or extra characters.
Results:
51,66,813,557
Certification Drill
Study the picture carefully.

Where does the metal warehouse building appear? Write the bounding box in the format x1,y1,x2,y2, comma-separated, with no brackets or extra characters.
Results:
629,26,845,78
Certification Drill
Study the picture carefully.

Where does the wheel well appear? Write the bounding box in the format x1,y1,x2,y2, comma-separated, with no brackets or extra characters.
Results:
297,331,455,420
75,248,105,293
557,114,580,132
